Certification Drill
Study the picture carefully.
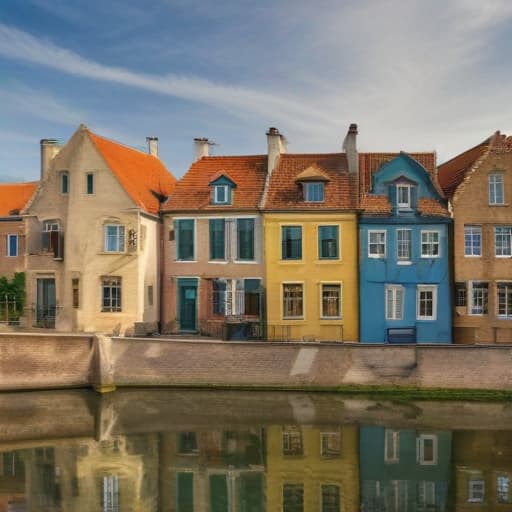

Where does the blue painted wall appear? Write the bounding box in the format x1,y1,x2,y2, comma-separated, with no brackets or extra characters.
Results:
360,154,452,343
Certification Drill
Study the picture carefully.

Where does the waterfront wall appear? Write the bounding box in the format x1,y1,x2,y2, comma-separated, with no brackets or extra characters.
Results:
0,333,511,392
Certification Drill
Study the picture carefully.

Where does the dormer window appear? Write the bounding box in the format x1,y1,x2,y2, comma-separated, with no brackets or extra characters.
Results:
209,173,236,206
214,185,229,204
397,184,411,209
304,182,325,202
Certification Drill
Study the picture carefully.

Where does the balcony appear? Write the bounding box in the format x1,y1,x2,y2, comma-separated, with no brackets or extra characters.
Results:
41,230,64,260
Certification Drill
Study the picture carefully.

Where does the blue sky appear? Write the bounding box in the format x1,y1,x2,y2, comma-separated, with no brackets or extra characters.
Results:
1,0,512,181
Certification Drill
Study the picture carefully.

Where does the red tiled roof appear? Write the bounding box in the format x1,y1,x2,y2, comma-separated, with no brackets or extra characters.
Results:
359,195,392,215
88,130,176,215
417,198,450,217
437,135,493,199
0,182,38,217
163,155,267,211
263,153,357,210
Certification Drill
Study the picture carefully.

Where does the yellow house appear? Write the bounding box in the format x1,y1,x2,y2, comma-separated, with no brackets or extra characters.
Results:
262,126,359,342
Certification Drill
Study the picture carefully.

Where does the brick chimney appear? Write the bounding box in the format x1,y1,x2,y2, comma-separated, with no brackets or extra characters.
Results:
40,139,60,180
266,127,287,175
342,123,358,175
146,136,158,157
194,138,210,161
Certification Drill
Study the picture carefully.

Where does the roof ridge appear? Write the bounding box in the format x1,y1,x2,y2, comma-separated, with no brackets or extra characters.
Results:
438,133,494,168
86,129,158,160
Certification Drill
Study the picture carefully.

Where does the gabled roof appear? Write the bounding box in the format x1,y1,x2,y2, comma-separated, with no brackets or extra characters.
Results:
88,130,176,215
438,135,493,199
208,172,237,187
163,155,267,211
0,182,38,217
294,164,331,182
262,153,357,210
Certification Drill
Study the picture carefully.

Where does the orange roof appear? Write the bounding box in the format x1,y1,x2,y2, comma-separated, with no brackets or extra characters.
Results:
438,135,493,199
263,153,357,210
359,195,392,215
88,130,176,215
417,198,450,217
0,182,38,217
163,155,267,211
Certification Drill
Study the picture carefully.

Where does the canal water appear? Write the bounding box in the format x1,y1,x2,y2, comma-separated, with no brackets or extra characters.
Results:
0,388,510,511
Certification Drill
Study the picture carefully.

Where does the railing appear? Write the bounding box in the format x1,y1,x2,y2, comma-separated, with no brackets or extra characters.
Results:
0,295,20,325
35,306,57,328
41,230,64,260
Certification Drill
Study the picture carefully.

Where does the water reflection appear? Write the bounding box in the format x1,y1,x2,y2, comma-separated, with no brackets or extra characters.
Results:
0,389,511,511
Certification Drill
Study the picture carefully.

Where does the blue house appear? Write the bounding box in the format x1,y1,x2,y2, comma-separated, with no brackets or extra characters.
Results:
359,153,452,343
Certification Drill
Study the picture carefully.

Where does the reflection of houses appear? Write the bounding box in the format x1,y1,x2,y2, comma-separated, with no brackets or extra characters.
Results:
266,425,359,511
453,430,512,510
22,126,176,334
359,427,452,512
159,429,265,511
0,451,25,512
161,137,267,338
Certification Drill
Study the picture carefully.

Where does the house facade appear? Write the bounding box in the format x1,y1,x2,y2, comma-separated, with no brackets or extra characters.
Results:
438,132,512,343
22,125,176,334
262,126,359,342
161,138,267,338
359,153,452,343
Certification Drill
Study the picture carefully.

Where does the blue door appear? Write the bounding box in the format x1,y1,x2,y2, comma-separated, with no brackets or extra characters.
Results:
178,279,198,331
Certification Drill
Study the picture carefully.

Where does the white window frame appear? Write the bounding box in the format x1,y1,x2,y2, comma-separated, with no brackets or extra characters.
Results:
320,282,342,319
416,434,438,465
497,282,512,319
495,226,512,257
468,281,488,316
421,230,440,258
464,225,482,257
101,277,122,313
368,230,386,258
6,234,18,257
384,429,400,463
397,184,411,209
385,285,404,320
489,173,504,205
320,431,341,458
417,481,436,510
396,228,411,263
497,474,510,504
103,224,125,253
468,479,485,503
416,285,437,321
213,185,229,204
282,282,304,319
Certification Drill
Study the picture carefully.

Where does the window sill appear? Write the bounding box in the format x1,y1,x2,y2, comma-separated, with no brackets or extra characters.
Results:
397,261,412,265
464,255,482,258
488,203,509,207
208,260,228,264
320,317,343,321
175,259,197,263
282,317,305,321
417,318,436,321
99,251,129,255
420,255,441,259
368,255,386,259
317,258,341,263
234,259,257,264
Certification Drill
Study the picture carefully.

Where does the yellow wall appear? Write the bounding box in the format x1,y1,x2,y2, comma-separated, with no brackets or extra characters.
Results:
264,213,359,341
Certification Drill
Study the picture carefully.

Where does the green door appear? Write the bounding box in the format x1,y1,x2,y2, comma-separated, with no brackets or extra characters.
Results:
178,279,197,331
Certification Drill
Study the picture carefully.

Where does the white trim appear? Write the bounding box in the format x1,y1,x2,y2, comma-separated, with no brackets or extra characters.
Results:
282,281,305,320
6,233,18,257
103,224,126,253
468,280,489,316
213,184,230,204
464,225,482,257
489,173,505,205
494,226,512,257
417,434,438,465
416,284,437,321
397,184,411,209
385,284,404,320
368,230,386,258
396,228,411,263
420,230,441,258
468,479,485,503
319,281,343,319
384,429,400,463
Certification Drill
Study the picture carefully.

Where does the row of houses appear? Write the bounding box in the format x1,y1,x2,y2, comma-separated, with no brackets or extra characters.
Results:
0,123,511,343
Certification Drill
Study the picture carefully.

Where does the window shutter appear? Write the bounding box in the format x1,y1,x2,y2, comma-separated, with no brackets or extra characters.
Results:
395,288,403,319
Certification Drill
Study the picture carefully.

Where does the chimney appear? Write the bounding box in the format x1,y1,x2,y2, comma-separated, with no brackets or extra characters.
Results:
342,123,358,174
40,139,60,180
266,127,287,175
194,138,210,161
146,136,158,157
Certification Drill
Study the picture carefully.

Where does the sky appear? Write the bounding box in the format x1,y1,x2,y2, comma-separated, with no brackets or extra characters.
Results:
1,0,512,181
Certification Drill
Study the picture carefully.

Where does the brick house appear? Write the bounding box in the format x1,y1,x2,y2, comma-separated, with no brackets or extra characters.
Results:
438,131,512,343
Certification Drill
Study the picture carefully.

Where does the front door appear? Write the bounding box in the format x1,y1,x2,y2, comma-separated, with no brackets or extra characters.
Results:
36,278,56,328
178,279,197,331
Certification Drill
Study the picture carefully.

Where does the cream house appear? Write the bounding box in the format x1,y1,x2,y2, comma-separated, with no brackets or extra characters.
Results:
23,124,176,334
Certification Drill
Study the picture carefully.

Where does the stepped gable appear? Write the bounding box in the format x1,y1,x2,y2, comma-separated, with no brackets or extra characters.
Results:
88,130,176,215
163,155,267,211
263,153,357,210
0,182,38,217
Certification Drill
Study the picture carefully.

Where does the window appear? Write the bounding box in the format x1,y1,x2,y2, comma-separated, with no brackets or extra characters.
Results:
397,184,411,208
102,277,121,312
384,429,400,463
497,475,510,503
468,479,484,503
282,426,303,455
417,481,436,511
489,173,504,205
283,284,303,318
177,432,198,455
6,234,18,257
396,229,411,262
469,282,488,315
368,230,386,258
176,472,194,512
282,226,302,260
464,225,481,256
417,285,437,320
147,285,154,306
237,218,254,260
385,285,403,320
321,484,340,512
213,184,229,204
417,434,438,465
304,182,324,202
72,278,79,309
60,171,69,194
497,282,512,318
102,475,119,512
86,173,94,194
495,226,512,256
104,225,125,252
176,219,195,261
318,225,339,259
421,231,440,257
243,278,261,316
321,284,341,318
283,484,304,512
212,279,227,315
455,282,466,306
320,431,341,458
209,219,225,260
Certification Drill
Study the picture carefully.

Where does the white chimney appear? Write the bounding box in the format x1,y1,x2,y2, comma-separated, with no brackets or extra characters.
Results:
266,127,287,175
146,136,158,157
40,139,60,180
342,123,358,174
194,138,210,161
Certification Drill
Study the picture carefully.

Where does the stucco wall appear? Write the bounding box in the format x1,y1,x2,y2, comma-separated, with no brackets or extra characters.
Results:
0,219,27,279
